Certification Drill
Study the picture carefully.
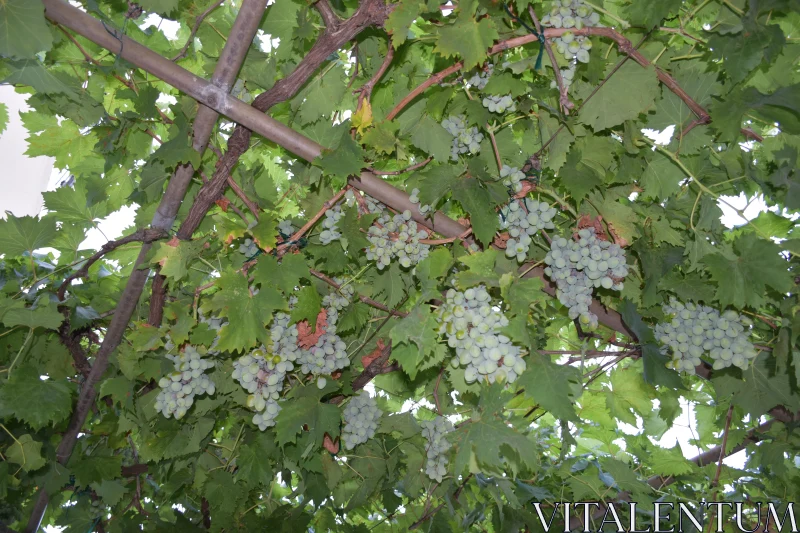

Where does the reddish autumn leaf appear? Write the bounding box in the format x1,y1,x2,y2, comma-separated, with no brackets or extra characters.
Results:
493,232,510,249
576,214,608,241
323,433,340,454
297,308,328,349
215,197,231,212
361,339,386,369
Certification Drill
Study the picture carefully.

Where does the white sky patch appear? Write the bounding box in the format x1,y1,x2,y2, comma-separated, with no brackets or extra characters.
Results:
140,14,181,41
80,205,139,251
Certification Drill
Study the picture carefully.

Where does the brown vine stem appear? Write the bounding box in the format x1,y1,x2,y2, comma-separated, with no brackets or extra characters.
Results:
528,6,573,114
419,226,473,245
147,0,393,326
486,125,503,173
171,0,225,62
27,2,270,530
56,228,168,301
226,176,261,221
56,25,173,125
706,403,735,533
385,26,767,145
285,188,349,246
354,41,395,111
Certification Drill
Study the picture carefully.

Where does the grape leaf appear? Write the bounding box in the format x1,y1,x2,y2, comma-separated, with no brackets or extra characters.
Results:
385,0,422,48
2,59,76,95
704,234,794,308
204,470,248,524
274,383,341,448
452,177,501,246
290,285,322,330
5,434,46,472
71,456,122,486
315,126,366,186
150,237,207,282
0,0,53,59
407,115,452,161
434,0,498,70
578,62,659,132
0,368,73,430
210,269,287,352
235,433,276,486
138,0,180,16
250,216,278,251
389,305,440,379
517,355,582,421
450,383,540,476
2,303,64,330
0,215,57,257
253,254,310,295
0,103,7,135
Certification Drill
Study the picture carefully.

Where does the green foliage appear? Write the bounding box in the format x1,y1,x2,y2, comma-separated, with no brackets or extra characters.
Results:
1,0,799,530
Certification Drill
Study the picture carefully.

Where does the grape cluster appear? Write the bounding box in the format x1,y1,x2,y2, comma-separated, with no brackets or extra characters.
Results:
90,499,104,519
438,286,526,383
270,312,301,363
366,210,431,269
319,206,344,244
341,391,382,450
542,0,599,64
655,298,758,374
322,277,353,316
297,303,349,376
238,237,258,257
421,416,454,482
442,115,484,160
466,63,494,89
409,188,433,215
154,346,216,420
500,198,558,262
278,219,295,238
233,347,292,430
543,228,628,328
555,65,577,90
482,94,516,114
501,165,526,194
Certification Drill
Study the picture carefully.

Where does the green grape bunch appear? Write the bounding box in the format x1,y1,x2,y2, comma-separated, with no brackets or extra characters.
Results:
154,346,216,420
438,286,526,383
442,115,484,160
500,198,558,262
655,298,758,374
421,416,455,482
341,391,382,450
366,211,431,269
543,228,629,329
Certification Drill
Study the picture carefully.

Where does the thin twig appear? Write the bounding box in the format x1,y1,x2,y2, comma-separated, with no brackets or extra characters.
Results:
57,228,169,301
706,403,735,533
408,474,472,530
367,157,432,176
355,42,394,111
528,6,573,114
309,269,409,318
486,125,503,172
226,176,261,221
171,0,225,61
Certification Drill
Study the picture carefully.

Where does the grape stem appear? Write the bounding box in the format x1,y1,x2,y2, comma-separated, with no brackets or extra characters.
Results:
485,124,503,173
527,6,574,115
6,327,34,377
